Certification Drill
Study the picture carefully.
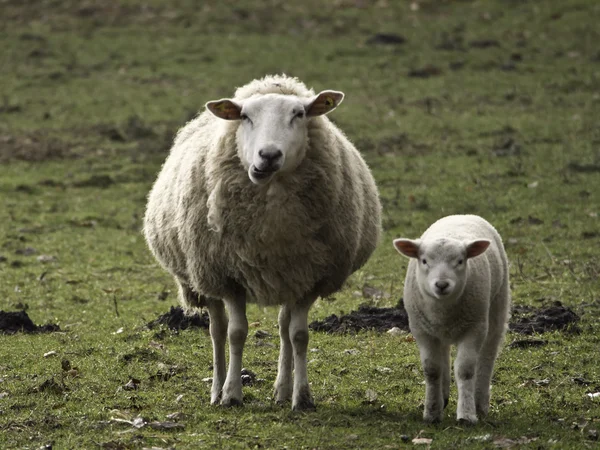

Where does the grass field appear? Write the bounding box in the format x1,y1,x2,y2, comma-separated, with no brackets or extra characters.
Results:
1,0,599,448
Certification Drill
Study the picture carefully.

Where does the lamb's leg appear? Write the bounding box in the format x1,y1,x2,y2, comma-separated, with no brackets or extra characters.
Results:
207,299,227,405
455,332,485,425
441,343,451,409
220,294,247,406
274,304,293,404
289,298,316,411
416,333,445,423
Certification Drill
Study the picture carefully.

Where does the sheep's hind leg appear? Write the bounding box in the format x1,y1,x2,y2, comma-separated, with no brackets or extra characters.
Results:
274,304,293,404
289,297,316,411
476,290,509,417
220,294,248,407
207,299,227,405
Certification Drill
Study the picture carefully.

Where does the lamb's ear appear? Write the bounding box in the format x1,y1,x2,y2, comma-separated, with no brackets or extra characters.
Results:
465,239,491,258
304,90,344,117
393,239,421,258
205,98,242,120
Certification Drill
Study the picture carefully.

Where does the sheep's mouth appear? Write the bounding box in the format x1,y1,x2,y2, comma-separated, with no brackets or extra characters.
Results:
249,165,277,184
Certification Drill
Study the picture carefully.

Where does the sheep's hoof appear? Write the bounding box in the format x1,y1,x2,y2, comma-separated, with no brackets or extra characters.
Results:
273,385,292,404
443,397,449,409
423,414,442,424
292,399,316,412
476,403,489,418
457,415,478,426
221,397,243,407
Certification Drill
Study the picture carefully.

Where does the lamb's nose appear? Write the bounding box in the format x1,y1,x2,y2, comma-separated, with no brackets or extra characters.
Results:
258,149,283,164
435,281,449,291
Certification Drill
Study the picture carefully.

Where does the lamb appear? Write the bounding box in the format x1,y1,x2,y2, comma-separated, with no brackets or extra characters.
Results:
143,74,381,411
393,214,510,424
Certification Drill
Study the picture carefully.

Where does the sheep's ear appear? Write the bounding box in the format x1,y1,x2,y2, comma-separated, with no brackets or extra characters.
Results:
304,90,344,117
393,239,420,258
205,98,242,120
465,240,491,258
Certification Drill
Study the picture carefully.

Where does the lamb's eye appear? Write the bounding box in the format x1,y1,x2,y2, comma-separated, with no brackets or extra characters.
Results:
292,111,305,122
421,259,427,265
240,113,251,122
458,259,464,265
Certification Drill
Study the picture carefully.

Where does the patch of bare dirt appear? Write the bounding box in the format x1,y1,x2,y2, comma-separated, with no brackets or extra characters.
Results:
309,301,410,334
0,310,60,335
147,306,209,331
0,134,77,162
509,301,581,335
309,301,581,335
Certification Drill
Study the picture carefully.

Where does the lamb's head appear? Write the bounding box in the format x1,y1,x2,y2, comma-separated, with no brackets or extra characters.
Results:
206,90,344,185
393,237,490,301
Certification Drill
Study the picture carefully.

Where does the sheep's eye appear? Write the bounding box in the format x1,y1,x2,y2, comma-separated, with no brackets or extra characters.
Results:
421,259,427,265
458,259,464,265
292,111,305,122
240,113,250,122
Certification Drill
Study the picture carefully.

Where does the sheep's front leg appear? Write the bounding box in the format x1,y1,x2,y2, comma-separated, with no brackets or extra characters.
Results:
207,300,227,405
415,333,445,423
289,299,316,411
441,344,451,410
455,333,484,424
274,304,293,404
220,294,248,406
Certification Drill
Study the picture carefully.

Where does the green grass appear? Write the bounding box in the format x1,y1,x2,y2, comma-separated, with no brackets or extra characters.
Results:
1,0,599,448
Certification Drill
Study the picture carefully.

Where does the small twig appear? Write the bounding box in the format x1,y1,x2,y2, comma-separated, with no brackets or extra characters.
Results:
113,294,120,318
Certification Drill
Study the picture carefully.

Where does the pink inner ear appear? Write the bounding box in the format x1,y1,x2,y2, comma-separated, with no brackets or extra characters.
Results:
306,91,344,117
393,239,419,258
207,100,241,120
466,240,490,258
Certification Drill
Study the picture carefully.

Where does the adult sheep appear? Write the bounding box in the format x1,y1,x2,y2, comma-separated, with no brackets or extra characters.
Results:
393,215,510,424
144,75,381,411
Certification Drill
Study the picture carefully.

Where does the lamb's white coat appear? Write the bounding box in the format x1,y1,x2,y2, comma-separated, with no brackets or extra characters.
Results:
144,75,381,410
394,215,510,424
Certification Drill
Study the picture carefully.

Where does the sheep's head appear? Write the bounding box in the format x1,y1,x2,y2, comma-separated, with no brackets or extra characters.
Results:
206,90,344,185
393,237,490,301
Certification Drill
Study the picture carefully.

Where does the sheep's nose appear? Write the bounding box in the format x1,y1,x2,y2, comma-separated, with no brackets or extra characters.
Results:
258,149,283,164
435,281,449,291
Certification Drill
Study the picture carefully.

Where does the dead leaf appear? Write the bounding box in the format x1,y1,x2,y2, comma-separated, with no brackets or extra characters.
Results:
365,388,378,403
44,350,58,358
493,436,538,448
254,329,271,339
387,327,406,336
166,412,185,421
362,284,389,299
148,421,184,430
123,378,141,391
412,437,433,445
132,416,146,428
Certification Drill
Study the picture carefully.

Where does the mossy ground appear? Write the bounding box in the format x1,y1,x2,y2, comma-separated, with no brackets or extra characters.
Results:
1,1,599,448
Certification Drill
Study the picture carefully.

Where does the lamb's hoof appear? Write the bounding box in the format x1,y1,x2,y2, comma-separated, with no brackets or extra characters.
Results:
443,397,449,409
292,399,316,412
423,414,442,424
457,415,478,426
221,397,243,407
273,386,292,405
476,404,489,418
